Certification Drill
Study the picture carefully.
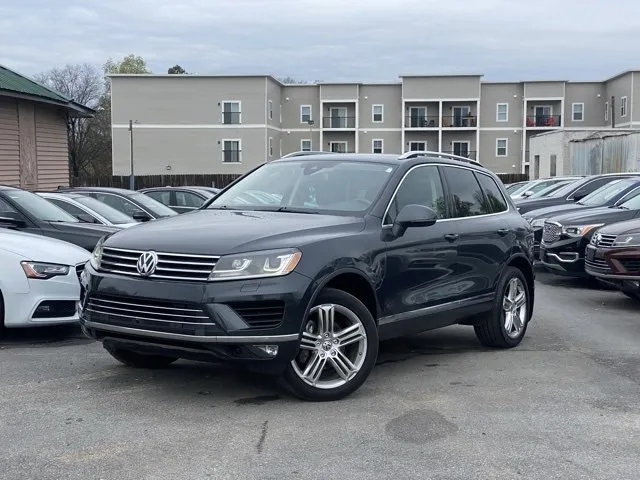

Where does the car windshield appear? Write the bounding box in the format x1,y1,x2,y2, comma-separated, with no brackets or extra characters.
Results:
129,192,178,217
580,179,636,206
528,181,574,198
74,196,136,224
509,181,537,196
619,189,640,210
208,160,396,214
5,189,79,222
549,179,588,198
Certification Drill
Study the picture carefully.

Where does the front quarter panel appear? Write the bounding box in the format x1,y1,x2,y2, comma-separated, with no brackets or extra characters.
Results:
0,250,30,294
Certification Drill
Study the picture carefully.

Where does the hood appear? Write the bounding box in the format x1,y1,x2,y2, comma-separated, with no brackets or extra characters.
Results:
547,206,638,226
523,202,588,220
0,230,91,264
103,209,365,255
50,221,120,234
598,218,640,236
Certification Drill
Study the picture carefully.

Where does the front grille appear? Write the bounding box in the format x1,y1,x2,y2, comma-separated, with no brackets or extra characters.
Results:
542,222,561,244
585,258,612,275
84,294,216,336
620,259,640,273
99,247,219,282
593,234,617,247
229,301,285,329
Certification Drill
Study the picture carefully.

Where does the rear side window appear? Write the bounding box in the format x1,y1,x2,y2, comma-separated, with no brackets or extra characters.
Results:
384,165,447,224
175,191,204,208
49,199,89,218
475,173,508,213
441,166,486,217
145,190,171,205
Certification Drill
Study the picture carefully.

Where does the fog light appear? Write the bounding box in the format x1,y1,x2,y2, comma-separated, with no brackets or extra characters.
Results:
256,345,279,356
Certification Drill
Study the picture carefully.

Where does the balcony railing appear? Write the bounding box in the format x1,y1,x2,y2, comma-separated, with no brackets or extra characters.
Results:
323,116,356,129
441,116,477,128
442,150,477,160
404,116,440,128
222,112,241,124
526,115,561,127
222,150,241,163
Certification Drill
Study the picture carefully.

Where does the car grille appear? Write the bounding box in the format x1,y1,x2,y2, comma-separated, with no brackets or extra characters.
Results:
592,234,617,247
584,258,612,275
620,259,640,273
99,247,219,282
229,301,285,329
542,222,562,244
84,294,216,336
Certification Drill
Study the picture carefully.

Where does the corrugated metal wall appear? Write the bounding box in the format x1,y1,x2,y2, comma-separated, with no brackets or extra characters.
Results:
570,133,640,175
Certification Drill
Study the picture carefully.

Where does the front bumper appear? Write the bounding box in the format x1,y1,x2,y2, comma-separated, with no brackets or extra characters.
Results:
584,244,640,282
539,236,588,277
79,265,313,371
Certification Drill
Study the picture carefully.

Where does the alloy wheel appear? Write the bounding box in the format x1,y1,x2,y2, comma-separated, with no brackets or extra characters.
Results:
502,277,527,338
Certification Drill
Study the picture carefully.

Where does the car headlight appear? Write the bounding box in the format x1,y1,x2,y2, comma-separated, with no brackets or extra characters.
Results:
531,218,546,228
613,233,640,247
90,237,105,270
21,261,70,279
562,224,604,238
209,248,302,281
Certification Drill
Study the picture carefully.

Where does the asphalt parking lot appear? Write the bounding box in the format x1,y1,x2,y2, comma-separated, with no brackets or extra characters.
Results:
1,271,639,480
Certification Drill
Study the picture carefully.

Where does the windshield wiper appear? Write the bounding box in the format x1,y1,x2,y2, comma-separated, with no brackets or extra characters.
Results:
275,206,319,214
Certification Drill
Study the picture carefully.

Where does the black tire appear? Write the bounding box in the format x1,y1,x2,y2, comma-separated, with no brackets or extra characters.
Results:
474,266,531,348
105,347,178,369
281,288,379,402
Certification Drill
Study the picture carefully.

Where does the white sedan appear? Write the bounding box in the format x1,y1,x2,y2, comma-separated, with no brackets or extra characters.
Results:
0,229,90,334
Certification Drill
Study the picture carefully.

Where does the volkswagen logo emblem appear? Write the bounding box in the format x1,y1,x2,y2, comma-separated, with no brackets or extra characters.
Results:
136,251,158,277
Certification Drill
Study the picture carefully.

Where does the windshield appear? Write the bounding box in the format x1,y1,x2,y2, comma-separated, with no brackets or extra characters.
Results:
74,196,136,224
129,192,178,217
580,179,635,206
528,181,573,198
619,189,640,210
5,189,78,222
510,181,537,196
208,160,396,214
550,179,588,198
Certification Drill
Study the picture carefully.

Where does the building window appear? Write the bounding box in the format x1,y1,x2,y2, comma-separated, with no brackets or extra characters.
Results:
268,137,273,157
222,139,241,162
550,154,557,176
268,100,273,120
301,139,311,151
605,101,609,121
409,107,429,127
572,103,584,121
301,105,312,123
372,104,383,123
222,101,241,124
621,96,628,117
372,139,383,154
409,141,426,151
330,141,347,153
496,138,508,157
496,103,508,122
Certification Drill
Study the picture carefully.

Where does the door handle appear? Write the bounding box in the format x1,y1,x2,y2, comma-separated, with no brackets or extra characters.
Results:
444,233,459,242
497,229,510,236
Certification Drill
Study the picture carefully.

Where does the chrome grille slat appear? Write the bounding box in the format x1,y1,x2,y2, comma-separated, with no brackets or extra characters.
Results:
99,247,219,281
85,308,216,326
91,297,204,313
542,222,561,244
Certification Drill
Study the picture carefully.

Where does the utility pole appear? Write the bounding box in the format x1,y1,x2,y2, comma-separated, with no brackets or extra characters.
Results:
128,119,134,190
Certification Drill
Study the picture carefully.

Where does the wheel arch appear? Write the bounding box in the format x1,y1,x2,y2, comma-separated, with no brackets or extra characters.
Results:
506,253,535,315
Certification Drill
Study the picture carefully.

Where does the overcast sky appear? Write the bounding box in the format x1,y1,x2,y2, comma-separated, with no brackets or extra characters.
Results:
1,0,639,82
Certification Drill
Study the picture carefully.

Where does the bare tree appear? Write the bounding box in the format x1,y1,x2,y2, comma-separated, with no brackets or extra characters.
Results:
35,64,103,176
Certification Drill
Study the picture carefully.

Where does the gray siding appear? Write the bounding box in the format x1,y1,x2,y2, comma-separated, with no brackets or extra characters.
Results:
564,83,606,127
319,84,358,100
402,76,480,99
404,131,439,151
266,78,282,129
281,130,321,154
605,72,633,126
0,98,20,187
322,132,356,152
359,85,402,129
633,72,640,121
280,85,321,129
480,83,524,128
357,131,401,154
524,82,564,98
478,131,521,173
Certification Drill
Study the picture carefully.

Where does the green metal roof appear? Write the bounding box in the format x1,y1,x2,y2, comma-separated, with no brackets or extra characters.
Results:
0,64,93,116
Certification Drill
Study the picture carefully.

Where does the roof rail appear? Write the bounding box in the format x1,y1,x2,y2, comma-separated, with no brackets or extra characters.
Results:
398,150,482,166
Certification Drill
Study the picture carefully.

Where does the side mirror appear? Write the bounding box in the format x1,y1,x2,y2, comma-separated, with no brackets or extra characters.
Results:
522,190,535,198
76,213,97,223
0,214,27,228
132,211,152,222
392,204,438,237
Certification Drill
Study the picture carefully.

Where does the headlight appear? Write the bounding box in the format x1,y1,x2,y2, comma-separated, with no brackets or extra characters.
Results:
90,236,105,270
531,218,546,228
209,248,302,281
613,233,640,247
21,261,70,279
562,224,604,238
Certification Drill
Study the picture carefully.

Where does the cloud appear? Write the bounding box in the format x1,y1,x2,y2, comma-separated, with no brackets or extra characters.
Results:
1,0,639,81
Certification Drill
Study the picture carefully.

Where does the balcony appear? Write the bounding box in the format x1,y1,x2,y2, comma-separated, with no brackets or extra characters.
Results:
441,115,477,128
222,112,241,124
525,115,561,128
404,115,439,128
442,150,477,160
322,116,356,129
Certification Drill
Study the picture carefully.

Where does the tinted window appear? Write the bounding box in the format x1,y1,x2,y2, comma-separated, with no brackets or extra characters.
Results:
175,191,204,208
619,189,640,209
73,196,136,224
384,166,446,224
95,193,144,216
0,197,17,214
442,167,485,217
145,190,171,205
580,179,636,206
129,193,178,217
569,177,617,199
48,199,89,218
475,173,508,213
3,189,78,222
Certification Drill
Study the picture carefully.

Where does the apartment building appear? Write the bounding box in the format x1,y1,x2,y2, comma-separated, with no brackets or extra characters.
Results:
109,70,639,176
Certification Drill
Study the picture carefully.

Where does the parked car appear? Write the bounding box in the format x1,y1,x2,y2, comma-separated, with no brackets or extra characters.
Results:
505,181,529,194
0,229,90,337
515,173,640,215
585,218,640,300
281,151,336,158
522,178,640,259
539,189,640,277
79,152,535,402
510,176,582,200
525,179,578,199
0,186,119,250
56,187,178,221
139,186,219,214
37,192,139,228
